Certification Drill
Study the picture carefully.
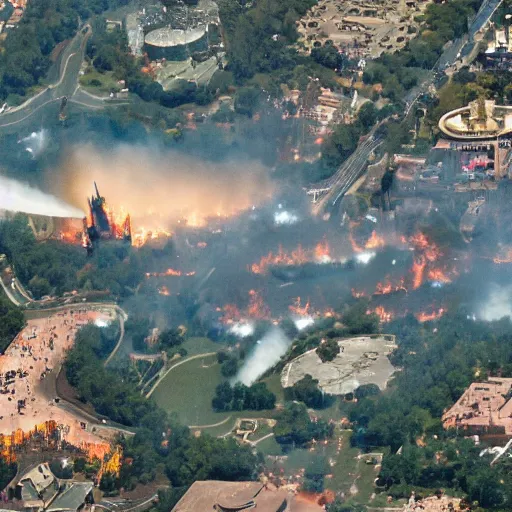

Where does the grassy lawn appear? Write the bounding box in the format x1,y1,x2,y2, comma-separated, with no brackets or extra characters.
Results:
328,430,363,495
262,373,285,403
257,436,282,456
79,67,119,95
183,337,223,356
151,353,229,426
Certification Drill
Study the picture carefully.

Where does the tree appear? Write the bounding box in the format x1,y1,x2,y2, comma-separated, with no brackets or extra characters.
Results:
354,384,380,400
0,456,16,491
212,381,276,411
285,374,333,408
311,44,343,70
326,499,367,512
317,339,340,362
303,455,328,493
73,458,87,473
212,381,233,411
221,356,239,378
234,87,261,117
0,293,25,354
357,102,377,132
342,300,379,335
273,402,333,449
158,329,184,350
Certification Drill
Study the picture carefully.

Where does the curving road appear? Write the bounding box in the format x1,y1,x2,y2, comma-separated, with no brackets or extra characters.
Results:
0,24,128,132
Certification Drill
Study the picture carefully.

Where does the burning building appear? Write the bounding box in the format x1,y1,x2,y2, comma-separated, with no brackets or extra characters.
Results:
82,182,132,254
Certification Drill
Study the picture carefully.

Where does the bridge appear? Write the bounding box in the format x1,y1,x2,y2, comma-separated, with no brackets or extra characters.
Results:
307,129,383,216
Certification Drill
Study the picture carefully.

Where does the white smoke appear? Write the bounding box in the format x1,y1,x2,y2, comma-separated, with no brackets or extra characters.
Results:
0,176,84,218
355,251,376,265
274,210,299,226
228,321,255,338
19,129,48,159
292,315,315,331
480,283,512,321
235,327,291,386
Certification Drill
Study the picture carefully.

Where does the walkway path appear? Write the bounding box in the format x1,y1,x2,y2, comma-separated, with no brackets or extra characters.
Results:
188,415,232,430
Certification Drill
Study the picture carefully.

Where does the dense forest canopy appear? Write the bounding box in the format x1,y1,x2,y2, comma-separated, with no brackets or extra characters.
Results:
0,0,131,101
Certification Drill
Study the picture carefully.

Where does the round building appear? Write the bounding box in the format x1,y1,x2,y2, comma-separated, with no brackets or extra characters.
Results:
144,26,208,61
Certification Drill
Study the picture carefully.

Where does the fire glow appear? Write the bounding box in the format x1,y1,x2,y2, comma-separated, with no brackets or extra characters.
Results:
219,290,271,324
415,308,446,322
146,269,196,278
368,306,394,323
250,240,331,275
349,224,386,254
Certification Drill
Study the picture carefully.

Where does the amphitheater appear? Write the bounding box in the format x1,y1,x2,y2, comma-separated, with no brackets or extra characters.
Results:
281,335,397,395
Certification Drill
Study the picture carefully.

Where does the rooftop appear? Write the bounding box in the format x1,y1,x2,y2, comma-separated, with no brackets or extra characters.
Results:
171,481,290,512
438,100,512,140
145,26,206,47
281,335,397,395
46,482,93,512
442,378,512,435
20,464,56,495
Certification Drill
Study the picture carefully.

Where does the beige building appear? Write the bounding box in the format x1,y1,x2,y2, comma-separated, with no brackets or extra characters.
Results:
442,378,512,436
171,481,323,512
438,99,512,140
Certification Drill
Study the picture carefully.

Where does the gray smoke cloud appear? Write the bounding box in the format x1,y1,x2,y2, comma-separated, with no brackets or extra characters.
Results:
479,283,512,321
0,176,84,218
235,327,291,386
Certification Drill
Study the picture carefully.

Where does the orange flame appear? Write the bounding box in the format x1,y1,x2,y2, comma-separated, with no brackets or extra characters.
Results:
314,239,331,262
415,308,446,322
367,306,394,323
158,285,170,296
411,256,426,290
427,268,451,283
219,304,242,324
374,276,407,295
250,245,310,274
289,297,311,316
146,268,195,278
493,248,512,264
247,289,271,320
365,230,385,250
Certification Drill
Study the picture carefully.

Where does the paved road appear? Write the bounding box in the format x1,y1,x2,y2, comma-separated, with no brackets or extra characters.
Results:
311,133,383,216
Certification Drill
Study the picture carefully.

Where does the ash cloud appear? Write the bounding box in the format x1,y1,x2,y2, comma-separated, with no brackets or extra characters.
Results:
0,175,84,218
235,327,291,386
56,143,274,228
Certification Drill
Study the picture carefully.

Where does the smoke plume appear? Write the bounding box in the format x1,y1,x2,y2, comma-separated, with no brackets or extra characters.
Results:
235,327,291,386
57,144,274,228
479,283,512,321
0,176,84,218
